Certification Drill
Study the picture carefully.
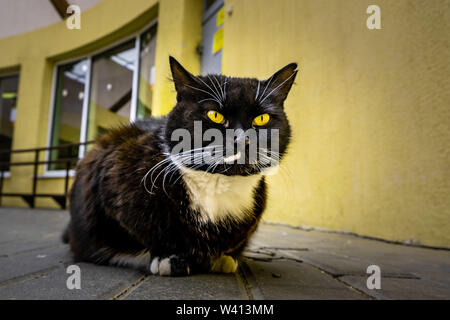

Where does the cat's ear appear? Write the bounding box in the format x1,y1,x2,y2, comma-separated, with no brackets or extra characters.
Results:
260,63,298,104
169,56,197,95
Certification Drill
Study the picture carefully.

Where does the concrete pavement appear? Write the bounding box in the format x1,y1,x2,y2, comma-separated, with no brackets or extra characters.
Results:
0,208,448,300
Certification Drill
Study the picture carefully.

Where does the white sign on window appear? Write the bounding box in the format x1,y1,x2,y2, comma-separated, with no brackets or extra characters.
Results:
10,108,16,123
150,66,156,86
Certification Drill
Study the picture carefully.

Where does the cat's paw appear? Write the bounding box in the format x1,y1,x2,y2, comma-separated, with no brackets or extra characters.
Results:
149,255,190,277
210,255,238,273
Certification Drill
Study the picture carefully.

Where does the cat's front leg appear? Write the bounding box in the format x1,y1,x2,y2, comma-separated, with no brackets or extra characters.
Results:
149,254,191,277
210,255,238,274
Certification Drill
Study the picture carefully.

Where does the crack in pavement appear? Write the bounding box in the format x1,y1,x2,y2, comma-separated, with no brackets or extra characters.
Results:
0,266,60,289
236,260,265,300
109,274,148,300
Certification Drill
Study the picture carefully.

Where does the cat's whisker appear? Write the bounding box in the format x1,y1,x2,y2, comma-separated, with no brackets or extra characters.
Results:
142,156,175,194
170,152,220,185
213,158,225,172
223,80,227,100
257,152,280,167
259,75,274,102
255,80,261,101
258,147,281,158
196,76,222,101
208,76,223,104
143,148,209,191
198,98,221,105
254,151,279,170
217,77,225,101
201,154,225,177
195,77,223,105
165,155,196,186
161,161,184,195
148,157,176,183
176,145,220,153
169,145,222,164
167,158,190,184
220,164,232,174
175,146,223,165
165,147,225,185
150,156,192,193
221,79,227,101
142,170,154,195
141,157,171,185
260,71,297,104
218,77,226,101
257,149,281,159
212,76,225,102
185,84,223,107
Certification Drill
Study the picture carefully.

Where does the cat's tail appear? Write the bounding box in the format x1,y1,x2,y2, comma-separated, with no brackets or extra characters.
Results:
61,224,70,244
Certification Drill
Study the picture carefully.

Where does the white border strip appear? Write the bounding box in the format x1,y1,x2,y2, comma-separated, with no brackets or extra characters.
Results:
130,35,141,123
78,57,92,158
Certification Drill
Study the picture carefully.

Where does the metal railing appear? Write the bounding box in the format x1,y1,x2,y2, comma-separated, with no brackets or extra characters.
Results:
0,141,94,209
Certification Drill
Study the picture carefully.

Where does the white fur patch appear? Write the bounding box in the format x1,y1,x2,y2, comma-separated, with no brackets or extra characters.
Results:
109,250,150,269
150,257,160,274
180,167,262,223
159,258,171,276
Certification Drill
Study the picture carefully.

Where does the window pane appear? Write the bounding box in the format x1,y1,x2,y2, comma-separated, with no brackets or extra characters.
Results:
49,60,87,170
0,74,19,172
87,40,136,141
137,24,157,120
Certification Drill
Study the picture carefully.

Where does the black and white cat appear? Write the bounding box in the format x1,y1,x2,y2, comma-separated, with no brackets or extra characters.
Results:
64,57,297,276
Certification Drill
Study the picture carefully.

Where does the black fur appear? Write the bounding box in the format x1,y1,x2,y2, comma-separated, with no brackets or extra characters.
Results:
65,57,297,276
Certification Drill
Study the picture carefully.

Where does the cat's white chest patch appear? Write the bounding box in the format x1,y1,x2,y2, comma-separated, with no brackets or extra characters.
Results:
180,167,262,223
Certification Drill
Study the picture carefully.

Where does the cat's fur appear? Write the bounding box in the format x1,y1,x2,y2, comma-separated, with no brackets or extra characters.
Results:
64,57,297,276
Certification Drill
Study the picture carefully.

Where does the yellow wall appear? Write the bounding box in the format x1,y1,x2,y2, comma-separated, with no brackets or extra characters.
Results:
153,0,203,115
223,0,450,247
0,0,449,248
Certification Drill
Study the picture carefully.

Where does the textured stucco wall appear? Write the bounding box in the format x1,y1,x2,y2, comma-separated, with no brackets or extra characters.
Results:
223,0,450,247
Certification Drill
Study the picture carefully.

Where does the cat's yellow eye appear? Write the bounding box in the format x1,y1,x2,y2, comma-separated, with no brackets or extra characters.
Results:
253,113,270,126
207,110,225,124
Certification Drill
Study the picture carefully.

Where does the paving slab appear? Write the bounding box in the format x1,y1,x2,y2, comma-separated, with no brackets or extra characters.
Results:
242,259,369,300
0,207,69,257
0,208,448,300
124,273,245,300
340,275,450,300
251,224,450,288
277,250,420,278
0,262,143,300
0,208,69,243
0,245,72,284
0,238,63,258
